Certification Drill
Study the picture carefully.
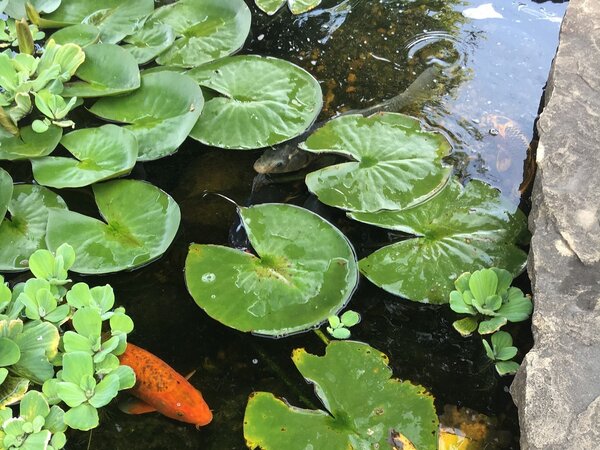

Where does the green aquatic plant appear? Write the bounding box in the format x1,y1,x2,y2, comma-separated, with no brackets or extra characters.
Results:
449,267,533,336
354,179,529,303
244,341,439,449
255,0,322,15
326,310,360,339
185,203,359,337
0,244,135,447
482,331,520,376
0,18,45,48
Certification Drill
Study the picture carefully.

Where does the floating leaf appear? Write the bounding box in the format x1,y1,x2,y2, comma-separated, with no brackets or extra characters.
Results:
152,0,251,68
188,55,322,149
31,125,137,188
41,0,153,44
0,185,68,272
4,0,60,19
0,337,20,366
49,24,100,47
255,0,322,15
495,361,519,376
89,72,203,161
353,179,528,303
11,320,60,383
302,113,452,212
0,375,29,407
0,168,12,227
185,203,358,336
62,44,140,98
244,341,438,449
122,22,175,65
46,179,181,274
0,125,62,161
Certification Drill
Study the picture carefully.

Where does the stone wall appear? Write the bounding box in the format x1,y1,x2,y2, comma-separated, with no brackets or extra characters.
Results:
510,0,600,448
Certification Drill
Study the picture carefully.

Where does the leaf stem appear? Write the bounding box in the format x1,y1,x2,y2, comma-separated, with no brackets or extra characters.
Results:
313,329,330,346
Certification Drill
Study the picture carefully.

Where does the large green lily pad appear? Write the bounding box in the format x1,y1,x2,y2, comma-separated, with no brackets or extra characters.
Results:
353,179,529,303
49,24,101,47
0,185,68,272
188,55,323,149
0,168,12,227
40,0,154,44
62,44,140,98
152,0,251,68
0,126,63,161
256,0,322,15
244,341,438,449
302,113,452,213
31,125,138,188
89,72,203,161
45,179,181,274
185,203,358,337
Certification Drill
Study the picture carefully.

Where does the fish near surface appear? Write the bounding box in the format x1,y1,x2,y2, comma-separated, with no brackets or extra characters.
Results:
118,342,212,428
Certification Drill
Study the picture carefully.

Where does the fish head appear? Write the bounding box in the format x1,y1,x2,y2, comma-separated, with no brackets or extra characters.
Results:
171,389,213,428
253,145,312,174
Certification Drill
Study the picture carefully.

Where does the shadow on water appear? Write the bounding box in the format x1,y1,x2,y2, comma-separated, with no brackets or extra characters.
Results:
49,0,568,448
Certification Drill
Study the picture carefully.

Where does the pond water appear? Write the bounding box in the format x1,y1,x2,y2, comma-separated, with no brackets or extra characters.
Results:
23,0,567,448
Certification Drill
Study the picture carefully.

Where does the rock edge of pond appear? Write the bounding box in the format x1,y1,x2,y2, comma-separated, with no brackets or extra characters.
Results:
510,0,600,448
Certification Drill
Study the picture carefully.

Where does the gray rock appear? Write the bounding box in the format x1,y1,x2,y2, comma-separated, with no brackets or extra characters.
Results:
510,0,600,448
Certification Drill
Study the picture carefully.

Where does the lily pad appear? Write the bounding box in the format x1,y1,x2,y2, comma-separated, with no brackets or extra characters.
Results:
0,185,68,272
0,168,12,227
31,125,138,188
256,0,322,15
122,21,176,65
89,72,203,161
302,113,452,212
49,24,101,47
0,126,63,161
45,179,181,274
152,0,251,68
185,203,358,337
244,341,438,449
188,55,323,149
352,179,528,303
41,0,154,44
62,44,140,98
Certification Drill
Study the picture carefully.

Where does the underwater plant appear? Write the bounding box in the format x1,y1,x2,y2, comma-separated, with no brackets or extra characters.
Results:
449,267,533,336
0,244,135,449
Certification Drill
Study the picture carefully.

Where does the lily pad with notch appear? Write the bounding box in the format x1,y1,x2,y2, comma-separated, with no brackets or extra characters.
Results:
185,203,358,337
122,22,175,65
188,55,323,149
302,113,452,212
31,125,138,188
39,0,154,44
151,0,251,68
0,126,62,161
0,185,68,272
45,179,181,274
89,71,203,161
244,341,438,449
352,179,529,303
62,43,140,98
255,0,322,15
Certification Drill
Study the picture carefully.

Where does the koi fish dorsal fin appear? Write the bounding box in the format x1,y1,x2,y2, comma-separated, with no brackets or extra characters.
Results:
119,397,157,415
185,369,197,381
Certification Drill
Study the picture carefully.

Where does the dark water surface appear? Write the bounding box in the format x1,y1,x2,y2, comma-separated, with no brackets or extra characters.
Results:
11,0,570,448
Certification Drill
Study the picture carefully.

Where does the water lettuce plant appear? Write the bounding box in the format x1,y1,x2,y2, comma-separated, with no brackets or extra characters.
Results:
255,0,322,15
0,244,135,449
244,341,439,449
449,267,533,336
482,331,520,376
326,310,360,339
353,179,529,303
301,112,452,212
185,203,358,337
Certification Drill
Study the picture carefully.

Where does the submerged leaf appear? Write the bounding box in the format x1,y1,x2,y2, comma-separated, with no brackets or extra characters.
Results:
185,203,358,336
244,341,438,449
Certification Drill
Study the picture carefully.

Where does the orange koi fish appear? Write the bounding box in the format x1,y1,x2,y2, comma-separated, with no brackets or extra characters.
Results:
118,342,213,428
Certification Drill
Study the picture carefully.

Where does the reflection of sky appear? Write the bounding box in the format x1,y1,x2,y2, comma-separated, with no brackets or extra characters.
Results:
247,0,568,203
